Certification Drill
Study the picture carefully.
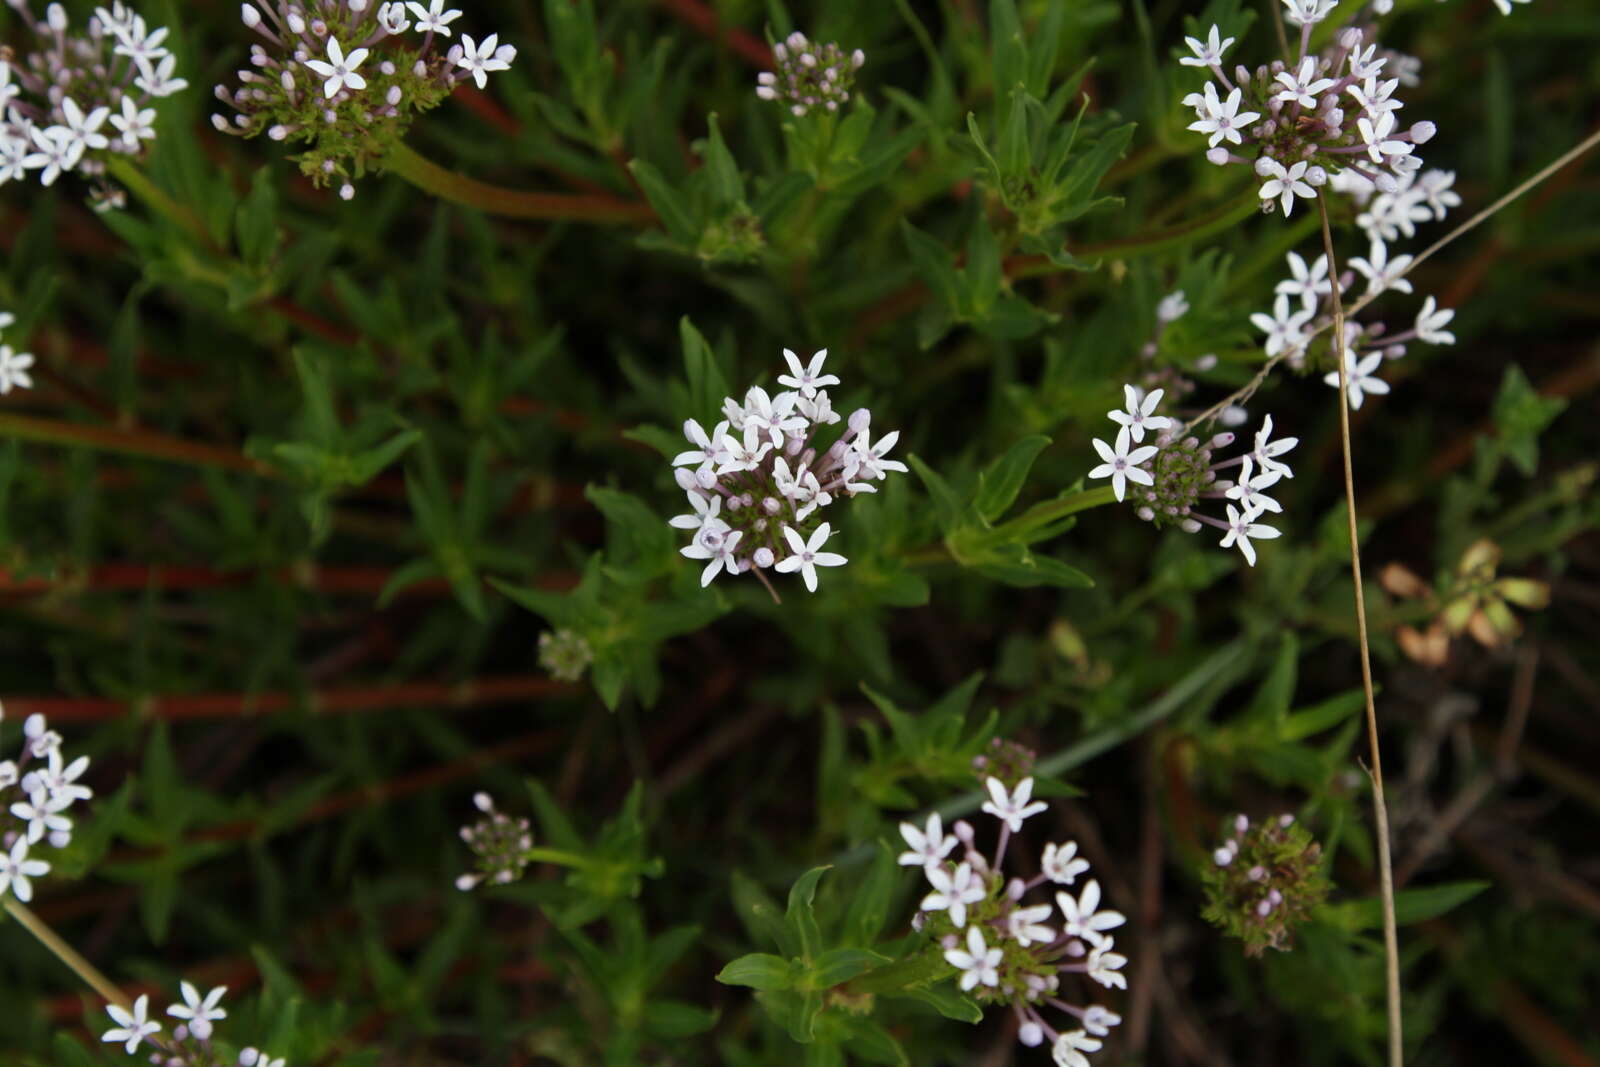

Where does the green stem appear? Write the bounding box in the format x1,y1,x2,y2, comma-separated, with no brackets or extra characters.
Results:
4,897,130,1009
0,412,276,477
524,846,589,868
1013,193,1260,279
104,156,215,249
986,484,1118,542
384,143,656,224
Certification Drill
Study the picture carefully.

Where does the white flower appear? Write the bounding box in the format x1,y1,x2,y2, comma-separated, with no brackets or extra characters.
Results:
897,812,958,869
133,53,188,97
1056,879,1126,946
1219,503,1280,566
112,19,170,72
0,61,17,113
39,748,93,805
1251,414,1298,480
378,2,412,32
740,386,804,448
110,95,157,146
1275,251,1334,312
23,126,83,187
1346,42,1387,80
1349,240,1414,298
1006,903,1056,947
1052,1031,1100,1067
1042,841,1090,885
0,135,28,185
454,33,512,89
1086,940,1129,989
1249,294,1313,358
1187,83,1258,148
57,98,111,153
845,426,908,484
1492,0,1531,12
1348,75,1403,120
774,522,846,593
166,982,227,1042
1179,25,1234,68
239,1051,286,1067
1273,57,1334,108
305,38,370,99
980,776,1048,833
1357,110,1414,166
0,837,50,902
680,524,742,587
776,348,839,398
667,490,722,533
1088,427,1157,503
1083,1005,1122,1036
718,426,772,475
407,0,463,34
11,789,72,844
1324,348,1390,410
102,995,161,1055
1418,169,1461,219
1107,385,1172,443
922,862,986,928
1224,456,1284,515
1280,0,1336,26
944,925,1002,991
1257,159,1316,218
0,345,36,394
671,418,731,471
1414,295,1456,345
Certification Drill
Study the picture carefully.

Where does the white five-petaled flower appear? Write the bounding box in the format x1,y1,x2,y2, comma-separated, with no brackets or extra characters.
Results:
304,38,369,99
110,96,157,146
1281,0,1337,26
1257,159,1317,218
774,522,847,592
922,861,986,929
102,994,161,1055
1086,940,1129,989
1251,414,1298,480
23,127,83,187
166,982,227,1042
1275,251,1335,312
1414,295,1456,345
897,812,958,868
1056,879,1126,946
57,98,111,153
0,345,36,394
1249,294,1313,358
1357,109,1414,165
1088,427,1157,503
1083,1004,1122,1036
980,776,1048,833
11,790,72,843
1107,385,1172,443
680,525,742,587
1219,502,1280,566
0,837,50,902
1179,24,1234,68
407,0,463,34
1187,83,1258,148
1224,456,1284,515
1273,57,1335,109
1324,348,1391,410
133,53,187,97
1042,840,1091,885
1052,1030,1101,1067
1349,240,1414,297
845,427,909,485
454,33,512,89
667,490,723,534
776,348,840,398
944,924,1002,991
671,418,731,471
1007,903,1057,947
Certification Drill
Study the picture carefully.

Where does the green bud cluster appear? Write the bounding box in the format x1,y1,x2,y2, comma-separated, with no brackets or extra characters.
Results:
538,628,594,682
1201,814,1330,957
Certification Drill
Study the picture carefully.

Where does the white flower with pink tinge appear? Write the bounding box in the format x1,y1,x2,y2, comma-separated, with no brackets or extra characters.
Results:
774,523,847,593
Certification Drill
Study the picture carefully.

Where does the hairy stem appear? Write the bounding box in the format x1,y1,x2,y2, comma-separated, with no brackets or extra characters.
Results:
1318,193,1403,1067
384,143,657,224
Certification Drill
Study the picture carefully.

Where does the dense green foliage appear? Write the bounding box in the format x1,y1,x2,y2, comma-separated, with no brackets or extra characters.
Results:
1,0,1598,1064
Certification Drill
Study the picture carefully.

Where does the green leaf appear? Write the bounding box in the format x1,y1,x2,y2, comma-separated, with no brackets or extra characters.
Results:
716,953,796,991
1321,880,1490,931
809,947,890,988
842,844,897,946
643,999,718,1037
900,984,983,1022
629,159,697,242
907,455,965,532
786,866,831,961
700,113,743,208
974,435,1052,522
1243,632,1298,726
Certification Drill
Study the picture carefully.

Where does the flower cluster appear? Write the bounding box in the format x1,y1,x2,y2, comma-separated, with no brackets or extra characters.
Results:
214,1,514,197
1201,814,1329,957
1088,386,1296,567
100,984,286,1065
901,776,1127,1066
1180,1,1438,219
669,348,904,598
537,628,593,682
0,1,184,197
0,706,92,904
0,309,35,394
754,31,863,117
1249,244,1457,410
454,791,533,891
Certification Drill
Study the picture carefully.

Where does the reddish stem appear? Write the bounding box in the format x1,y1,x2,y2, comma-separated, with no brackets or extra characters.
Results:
655,0,772,67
